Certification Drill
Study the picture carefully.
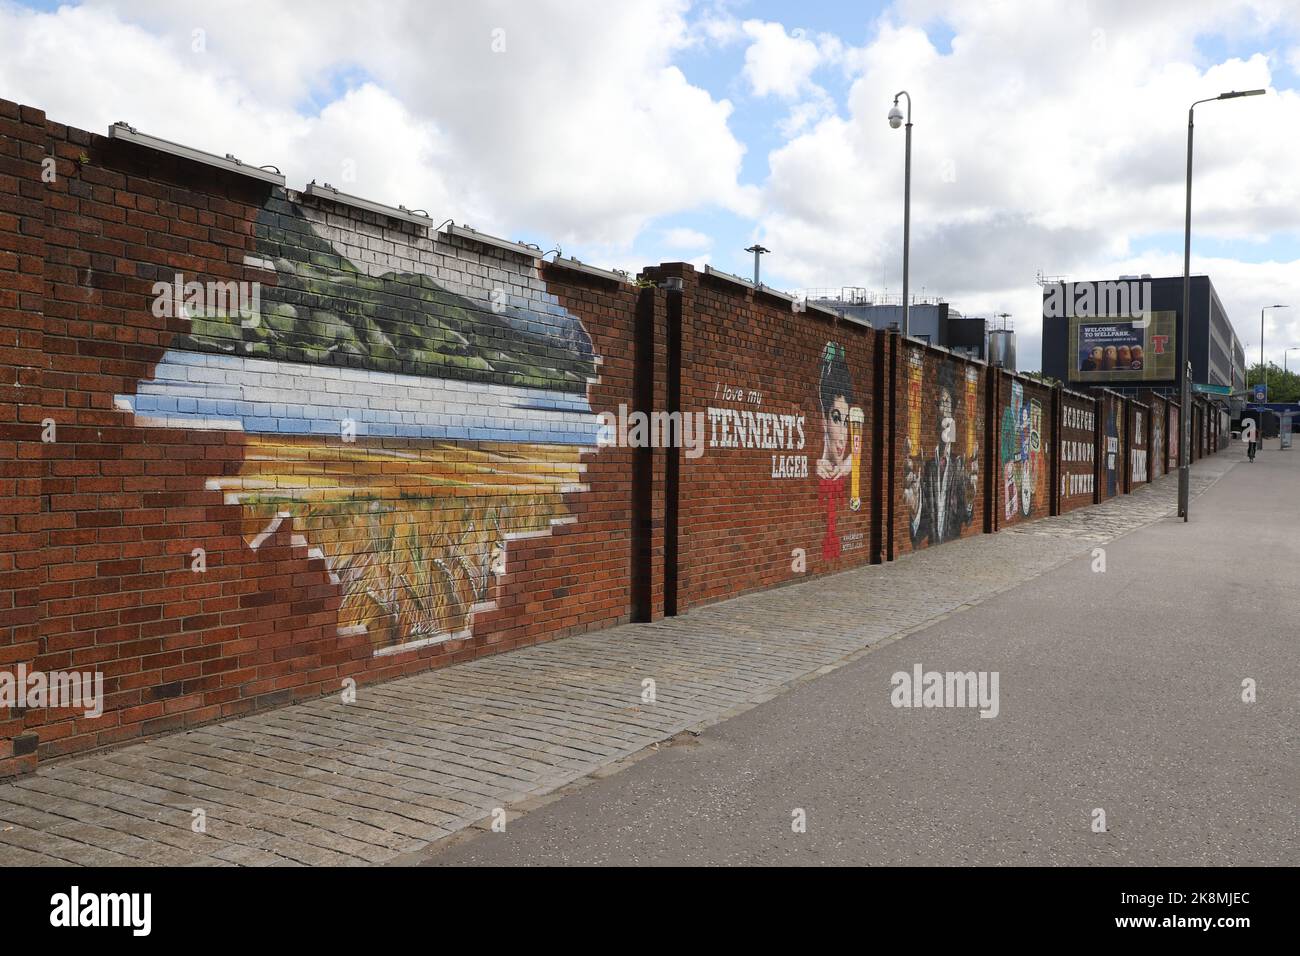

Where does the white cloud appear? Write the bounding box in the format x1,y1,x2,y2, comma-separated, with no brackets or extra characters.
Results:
753,2,1300,369
661,227,712,250
0,0,750,255
2,0,1298,373
741,21,827,99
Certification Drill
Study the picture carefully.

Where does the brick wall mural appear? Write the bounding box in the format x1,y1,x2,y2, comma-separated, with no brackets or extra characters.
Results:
1098,391,1126,500
998,375,1052,525
1145,393,1167,478
1058,390,1096,513
114,193,606,656
898,347,984,553
815,341,867,560
1130,401,1149,488
0,96,1224,773
661,264,878,613
1168,402,1180,475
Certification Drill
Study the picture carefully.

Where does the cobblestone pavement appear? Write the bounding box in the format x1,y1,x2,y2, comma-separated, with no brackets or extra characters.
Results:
0,457,1236,866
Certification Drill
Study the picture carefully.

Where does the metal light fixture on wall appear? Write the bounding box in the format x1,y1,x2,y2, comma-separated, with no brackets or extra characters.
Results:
107,122,285,185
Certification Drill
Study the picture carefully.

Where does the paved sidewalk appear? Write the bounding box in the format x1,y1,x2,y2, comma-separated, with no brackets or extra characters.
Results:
0,456,1236,866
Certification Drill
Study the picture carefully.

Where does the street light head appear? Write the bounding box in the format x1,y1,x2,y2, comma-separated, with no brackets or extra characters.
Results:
1219,89,1266,99
888,104,904,129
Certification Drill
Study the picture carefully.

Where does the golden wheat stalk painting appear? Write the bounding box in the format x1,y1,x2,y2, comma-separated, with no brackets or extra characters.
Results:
117,192,600,654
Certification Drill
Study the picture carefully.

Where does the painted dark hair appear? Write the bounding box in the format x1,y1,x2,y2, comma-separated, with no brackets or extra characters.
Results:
936,360,957,408
819,342,855,414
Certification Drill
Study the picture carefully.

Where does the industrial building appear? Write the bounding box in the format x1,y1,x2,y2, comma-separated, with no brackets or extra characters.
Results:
1039,273,1245,424
800,289,1018,370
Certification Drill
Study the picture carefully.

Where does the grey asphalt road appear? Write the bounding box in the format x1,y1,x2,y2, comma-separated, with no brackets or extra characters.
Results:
420,447,1298,866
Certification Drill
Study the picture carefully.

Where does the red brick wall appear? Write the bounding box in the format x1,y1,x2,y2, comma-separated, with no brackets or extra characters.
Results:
4,95,1224,775
0,102,50,775
894,344,986,555
1129,400,1149,489
995,373,1053,527
1097,390,1125,500
1168,401,1181,472
1143,393,1168,479
0,99,640,775
652,264,879,611
1058,389,1097,513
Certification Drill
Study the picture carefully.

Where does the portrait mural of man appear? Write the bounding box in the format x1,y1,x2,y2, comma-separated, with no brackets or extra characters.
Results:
905,360,978,547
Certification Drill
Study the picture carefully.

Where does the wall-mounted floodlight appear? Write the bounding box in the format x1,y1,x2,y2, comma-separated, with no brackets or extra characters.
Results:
301,181,431,227
548,256,630,284
441,223,543,260
107,122,285,186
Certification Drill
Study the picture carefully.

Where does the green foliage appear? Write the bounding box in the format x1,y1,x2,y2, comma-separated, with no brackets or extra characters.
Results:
175,196,598,392
1245,362,1300,403
1020,370,1061,388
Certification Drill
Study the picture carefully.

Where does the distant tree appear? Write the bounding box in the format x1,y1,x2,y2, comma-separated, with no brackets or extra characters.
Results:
1245,362,1300,403
1020,370,1061,388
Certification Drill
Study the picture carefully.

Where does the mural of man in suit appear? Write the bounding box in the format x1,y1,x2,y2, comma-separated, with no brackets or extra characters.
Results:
908,362,978,546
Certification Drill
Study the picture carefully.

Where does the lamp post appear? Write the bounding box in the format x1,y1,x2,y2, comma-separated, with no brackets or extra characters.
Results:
1180,88,1265,521
1260,304,1289,398
888,91,912,338
745,244,770,287
1285,347,1300,375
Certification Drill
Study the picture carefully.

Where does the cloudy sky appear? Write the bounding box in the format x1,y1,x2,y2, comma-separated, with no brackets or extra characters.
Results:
2,0,1299,370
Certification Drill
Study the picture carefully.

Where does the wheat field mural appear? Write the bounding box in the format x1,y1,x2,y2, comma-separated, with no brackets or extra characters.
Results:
117,191,600,654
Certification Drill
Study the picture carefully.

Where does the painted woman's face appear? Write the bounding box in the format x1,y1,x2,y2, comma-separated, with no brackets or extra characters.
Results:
826,396,849,462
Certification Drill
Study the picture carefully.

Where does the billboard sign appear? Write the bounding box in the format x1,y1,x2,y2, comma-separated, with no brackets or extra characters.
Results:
1067,311,1177,384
